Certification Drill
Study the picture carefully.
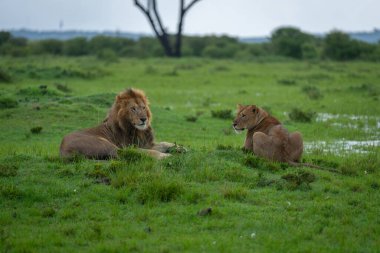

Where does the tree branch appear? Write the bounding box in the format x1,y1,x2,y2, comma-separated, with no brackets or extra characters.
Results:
134,0,160,36
133,0,173,56
183,0,202,14
134,0,148,14
152,0,167,35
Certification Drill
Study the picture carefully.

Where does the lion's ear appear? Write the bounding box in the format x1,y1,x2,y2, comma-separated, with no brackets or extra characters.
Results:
237,104,244,110
252,106,257,113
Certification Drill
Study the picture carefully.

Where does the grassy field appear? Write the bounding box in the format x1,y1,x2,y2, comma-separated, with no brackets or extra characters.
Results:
0,56,379,252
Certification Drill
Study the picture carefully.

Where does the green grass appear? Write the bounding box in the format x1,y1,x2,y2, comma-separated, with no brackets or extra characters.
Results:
0,56,380,252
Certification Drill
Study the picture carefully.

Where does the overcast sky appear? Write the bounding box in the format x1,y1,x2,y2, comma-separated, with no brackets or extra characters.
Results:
0,0,379,37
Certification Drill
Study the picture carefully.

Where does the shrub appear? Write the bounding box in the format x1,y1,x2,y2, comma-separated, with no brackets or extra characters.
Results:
323,31,361,60
211,109,233,119
0,164,18,177
185,115,198,122
0,68,12,83
302,86,323,100
0,97,18,109
271,27,316,59
279,171,316,191
96,48,118,62
55,83,71,93
288,108,315,123
32,39,63,55
277,79,297,85
0,184,22,199
30,126,43,134
63,37,89,56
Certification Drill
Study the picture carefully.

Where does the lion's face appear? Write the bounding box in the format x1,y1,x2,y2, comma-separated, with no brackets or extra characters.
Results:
113,89,152,131
232,104,266,133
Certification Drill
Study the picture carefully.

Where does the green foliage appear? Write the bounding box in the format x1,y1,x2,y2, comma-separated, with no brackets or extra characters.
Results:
0,163,18,177
63,37,89,56
0,31,11,46
0,97,18,109
0,68,13,83
185,115,198,122
271,27,316,59
221,185,248,201
211,109,233,119
30,126,43,134
302,86,323,100
323,31,361,60
279,170,316,190
288,108,315,122
1,29,380,61
31,39,63,55
117,147,153,163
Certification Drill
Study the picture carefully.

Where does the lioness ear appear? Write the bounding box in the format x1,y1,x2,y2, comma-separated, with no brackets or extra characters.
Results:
252,106,257,113
237,104,244,110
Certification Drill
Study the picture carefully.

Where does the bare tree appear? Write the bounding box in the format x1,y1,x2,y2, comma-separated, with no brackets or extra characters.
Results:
134,0,202,57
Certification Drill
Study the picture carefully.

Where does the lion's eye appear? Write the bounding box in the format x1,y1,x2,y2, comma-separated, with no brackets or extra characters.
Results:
131,107,136,112
241,114,246,118
142,106,146,110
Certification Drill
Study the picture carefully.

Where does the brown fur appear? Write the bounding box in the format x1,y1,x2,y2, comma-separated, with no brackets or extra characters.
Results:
232,104,340,172
233,104,303,163
60,88,174,160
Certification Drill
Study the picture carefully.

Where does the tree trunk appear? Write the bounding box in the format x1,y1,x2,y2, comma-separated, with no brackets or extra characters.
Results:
133,0,202,58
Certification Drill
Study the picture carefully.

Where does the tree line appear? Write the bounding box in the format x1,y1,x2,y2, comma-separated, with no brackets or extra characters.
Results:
1,27,379,61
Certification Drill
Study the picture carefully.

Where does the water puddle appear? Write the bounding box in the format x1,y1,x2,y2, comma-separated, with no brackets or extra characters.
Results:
316,113,380,136
305,140,380,154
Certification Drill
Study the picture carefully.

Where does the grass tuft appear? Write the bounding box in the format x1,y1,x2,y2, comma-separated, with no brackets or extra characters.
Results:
211,109,233,120
278,79,297,85
288,108,315,122
0,164,18,177
302,86,323,100
279,170,316,190
221,185,248,201
55,83,72,93
117,147,153,163
41,207,56,218
136,175,184,204
0,97,18,109
30,126,43,134
0,184,22,199
0,68,13,83
185,115,198,122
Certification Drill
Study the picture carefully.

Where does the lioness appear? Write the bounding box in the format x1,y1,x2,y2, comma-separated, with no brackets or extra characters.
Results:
233,104,303,163
60,88,174,159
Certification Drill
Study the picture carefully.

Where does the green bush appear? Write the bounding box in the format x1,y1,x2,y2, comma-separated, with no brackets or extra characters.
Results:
323,31,361,60
63,37,88,56
0,97,18,109
211,109,233,119
288,108,315,122
271,27,316,59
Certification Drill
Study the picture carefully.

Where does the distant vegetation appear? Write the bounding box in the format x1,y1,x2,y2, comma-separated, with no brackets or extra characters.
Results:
1,27,380,61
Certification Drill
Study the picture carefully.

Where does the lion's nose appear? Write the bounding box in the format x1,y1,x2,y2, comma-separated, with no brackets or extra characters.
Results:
140,117,147,123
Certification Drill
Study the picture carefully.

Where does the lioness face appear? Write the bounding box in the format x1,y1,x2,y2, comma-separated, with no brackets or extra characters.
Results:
126,99,150,130
232,104,261,133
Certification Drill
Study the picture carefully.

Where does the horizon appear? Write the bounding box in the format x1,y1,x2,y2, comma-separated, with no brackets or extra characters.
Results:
1,0,379,37
5,27,380,39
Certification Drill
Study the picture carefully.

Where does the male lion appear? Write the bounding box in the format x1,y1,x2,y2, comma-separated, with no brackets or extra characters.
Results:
233,104,303,163
60,88,174,159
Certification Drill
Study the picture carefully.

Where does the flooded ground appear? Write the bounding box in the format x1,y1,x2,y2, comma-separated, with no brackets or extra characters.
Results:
306,113,380,153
